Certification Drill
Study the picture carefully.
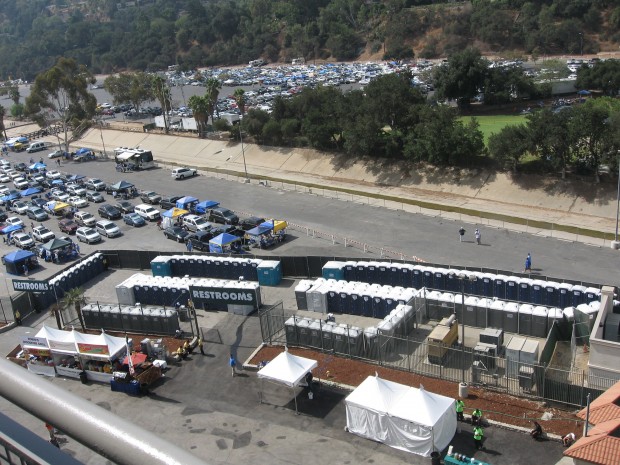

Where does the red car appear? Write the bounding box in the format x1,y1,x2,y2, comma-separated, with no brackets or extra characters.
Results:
58,218,78,234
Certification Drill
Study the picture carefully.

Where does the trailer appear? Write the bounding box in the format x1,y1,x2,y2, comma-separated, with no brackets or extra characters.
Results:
427,315,459,365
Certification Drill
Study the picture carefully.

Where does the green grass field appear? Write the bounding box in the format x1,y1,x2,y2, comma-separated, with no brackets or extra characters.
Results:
459,115,528,144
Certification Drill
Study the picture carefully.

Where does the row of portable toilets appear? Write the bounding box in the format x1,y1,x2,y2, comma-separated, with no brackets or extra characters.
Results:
294,278,419,319
284,304,416,359
424,289,602,339
81,303,181,336
322,261,602,308
115,273,261,311
48,253,107,298
151,255,264,281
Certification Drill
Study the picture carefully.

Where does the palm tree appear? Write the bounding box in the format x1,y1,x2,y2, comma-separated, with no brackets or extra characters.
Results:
233,88,246,117
151,75,172,133
8,86,19,105
60,287,88,330
49,303,63,329
204,77,221,127
188,95,209,138
0,105,6,141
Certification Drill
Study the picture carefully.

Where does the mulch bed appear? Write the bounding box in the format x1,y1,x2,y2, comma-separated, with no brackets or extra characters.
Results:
251,345,583,439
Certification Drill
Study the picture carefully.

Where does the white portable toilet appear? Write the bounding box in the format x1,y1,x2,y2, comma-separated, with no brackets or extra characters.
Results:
503,302,519,333
488,299,505,329
475,298,493,328
518,304,535,337
547,307,564,330
438,292,456,319
531,306,549,338
463,296,479,327
563,306,575,323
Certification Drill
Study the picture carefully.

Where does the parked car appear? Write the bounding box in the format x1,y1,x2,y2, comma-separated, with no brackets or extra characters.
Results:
171,167,197,180
182,214,212,232
4,216,24,228
32,225,55,242
115,201,134,214
123,212,146,227
0,173,9,183
26,207,48,221
140,191,162,205
186,230,216,251
26,142,47,153
48,150,67,159
85,178,106,191
68,196,89,208
239,216,266,231
29,198,47,208
66,184,87,197
86,191,105,203
14,162,28,172
11,200,29,215
58,218,78,234
46,170,62,180
0,209,7,222
12,232,35,249
159,195,182,210
95,220,121,238
13,177,29,190
76,227,102,244
134,204,161,221
163,226,189,242
74,211,97,227
208,207,239,225
98,204,122,220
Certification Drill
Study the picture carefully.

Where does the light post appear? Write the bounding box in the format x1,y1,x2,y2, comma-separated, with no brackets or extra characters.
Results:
614,151,620,249
449,271,478,386
238,117,249,182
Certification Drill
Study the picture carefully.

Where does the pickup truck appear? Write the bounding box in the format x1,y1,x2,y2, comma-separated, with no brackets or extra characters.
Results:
159,195,182,211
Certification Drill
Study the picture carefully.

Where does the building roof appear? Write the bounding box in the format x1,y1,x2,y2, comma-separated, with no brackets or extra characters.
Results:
577,380,620,425
563,418,620,465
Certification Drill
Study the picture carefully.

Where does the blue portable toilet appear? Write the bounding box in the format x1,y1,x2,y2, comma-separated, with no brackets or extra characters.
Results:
377,263,390,285
493,274,508,300
349,291,361,316
372,292,387,319
462,271,480,295
388,263,401,286
544,281,560,307
399,264,413,288
221,259,233,279
360,291,373,317
322,261,345,281
257,260,282,286
150,257,171,277
412,265,424,289
530,280,545,305
433,269,446,291
343,261,358,282
356,262,369,283
480,273,494,297
423,267,435,289
571,285,586,306
506,276,519,301
584,287,601,304
367,262,380,285
558,283,573,309
338,289,351,314
445,270,461,293
518,278,532,303
327,288,340,313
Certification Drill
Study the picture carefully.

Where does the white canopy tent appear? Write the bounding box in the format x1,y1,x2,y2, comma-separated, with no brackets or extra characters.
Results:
257,349,318,413
345,375,457,457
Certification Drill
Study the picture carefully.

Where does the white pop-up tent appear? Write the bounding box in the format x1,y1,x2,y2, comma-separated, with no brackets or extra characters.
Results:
345,375,457,457
257,348,318,413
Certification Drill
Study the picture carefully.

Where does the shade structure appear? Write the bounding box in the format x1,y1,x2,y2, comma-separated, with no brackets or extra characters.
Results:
259,220,287,233
51,179,64,185
194,200,219,214
175,196,198,209
29,162,47,170
0,224,24,235
246,225,272,237
75,148,92,155
45,201,70,212
162,207,189,218
577,89,591,95
21,187,42,196
345,375,456,457
68,174,85,182
122,352,148,366
3,249,35,263
0,193,20,202
110,180,134,191
257,349,318,414
42,237,72,252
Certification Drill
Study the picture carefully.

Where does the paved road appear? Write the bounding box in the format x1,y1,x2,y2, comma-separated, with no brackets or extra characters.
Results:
13,154,618,289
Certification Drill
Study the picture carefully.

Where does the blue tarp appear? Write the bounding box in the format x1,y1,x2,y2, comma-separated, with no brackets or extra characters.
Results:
3,249,35,263
69,174,85,181
0,224,24,235
577,89,591,96
176,196,198,209
21,187,42,196
51,179,64,185
0,193,20,202
195,200,220,214
246,226,272,237
76,148,92,155
209,232,239,253
259,221,276,231
29,162,47,170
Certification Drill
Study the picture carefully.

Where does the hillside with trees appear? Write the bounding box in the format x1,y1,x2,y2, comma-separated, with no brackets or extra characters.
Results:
0,0,618,80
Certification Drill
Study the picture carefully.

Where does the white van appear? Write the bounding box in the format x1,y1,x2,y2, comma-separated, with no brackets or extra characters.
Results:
134,203,161,221
182,214,212,232
26,141,47,153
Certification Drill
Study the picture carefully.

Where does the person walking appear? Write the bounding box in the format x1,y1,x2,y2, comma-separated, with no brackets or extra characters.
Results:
198,337,204,355
474,228,481,245
473,425,484,450
455,399,465,421
229,353,237,377
562,432,575,447
459,227,466,242
524,253,532,273
186,240,193,252
472,408,483,426
14,310,21,326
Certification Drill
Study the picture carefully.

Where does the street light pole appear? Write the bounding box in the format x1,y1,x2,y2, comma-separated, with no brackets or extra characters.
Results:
459,278,466,384
615,152,620,245
238,118,249,182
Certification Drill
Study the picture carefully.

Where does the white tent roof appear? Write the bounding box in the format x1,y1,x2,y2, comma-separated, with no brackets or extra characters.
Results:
345,374,409,413
34,326,126,359
117,151,135,161
391,385,455,426
257,350,317,387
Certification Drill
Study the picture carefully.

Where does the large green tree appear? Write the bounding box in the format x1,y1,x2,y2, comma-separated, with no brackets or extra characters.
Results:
24,57,96,152
488,123,531,173
433,48,489,106
204,77,222,124
151,75,172,133
187,95,209,138
104,72,152,113
576,60,620,96
527,108,575,179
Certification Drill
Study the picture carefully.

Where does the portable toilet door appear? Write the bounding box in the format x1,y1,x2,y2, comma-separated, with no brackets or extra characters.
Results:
506,276,519,301
423,267,435,289
321,322,335,352
356,262,369,283
384,292,397,314
344,261,357,282
425,290,443,320
475,298,492,328
493,275,508,300
285,316,298,345
433,268,447,291
360,290,374,317
338,289,351,314
488,300,505,329
412,265,424,289
518,278,532,303
130,307,145,333
445,270,461,293
544,281,560,307
372,292,387,319
558,283,573,309
518,304,534,336
399,264,413,288
367,262,380,285
296,318,312,347
376,319,395,357
364,326,379,360
584,287,601,305
377,262,390,285
463,271,480,295
308,320,323,349
347,326,364,357
322,261,345,280
571,285,586,307
503,302,519,334
349,292,361,316
331,325,348,356
531,306,549,338
481,273,494,298
530,280,545,305
438,292,455,320
464,296,479,327
389,263,401,286
327,289,340,313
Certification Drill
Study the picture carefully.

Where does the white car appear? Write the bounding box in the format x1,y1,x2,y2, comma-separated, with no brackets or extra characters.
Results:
85,178,106,191
12,232,34,249
0,185,10,195
95,220,121,238
52,191,70,202
66,184,87,196
46,170,62,180
76,227,102,244
11,201,29,215
5,216,24,227
8,170,21,180
171,167,197,180
48,150,65,159
74,211,97,227
32,225,55,242
13,177,29,189
0,174,9,183
68,196,89,208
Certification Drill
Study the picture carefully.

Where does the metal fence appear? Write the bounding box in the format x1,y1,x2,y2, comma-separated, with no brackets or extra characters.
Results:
257,295,615,408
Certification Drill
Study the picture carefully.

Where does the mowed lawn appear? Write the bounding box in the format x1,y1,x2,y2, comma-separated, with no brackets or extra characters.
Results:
459,114,529,145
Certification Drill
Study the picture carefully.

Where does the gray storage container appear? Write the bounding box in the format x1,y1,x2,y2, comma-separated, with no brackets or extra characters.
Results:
308,319,323,349
505,336,526,378
479,328,504,355
520,338,539,366
285,316,298,345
